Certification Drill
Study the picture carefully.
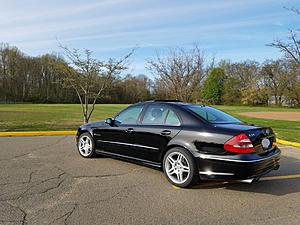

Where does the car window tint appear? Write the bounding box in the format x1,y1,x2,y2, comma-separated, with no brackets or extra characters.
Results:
193,108,207,119
115,105,143,125
186,105,241,124
207,112,217,121
165,110,180,126
142,105,169,125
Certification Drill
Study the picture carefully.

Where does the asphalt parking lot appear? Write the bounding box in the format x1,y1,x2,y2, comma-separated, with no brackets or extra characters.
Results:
0,136,300,225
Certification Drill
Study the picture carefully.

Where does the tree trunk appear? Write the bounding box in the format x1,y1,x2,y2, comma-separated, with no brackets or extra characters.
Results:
84,117,88,124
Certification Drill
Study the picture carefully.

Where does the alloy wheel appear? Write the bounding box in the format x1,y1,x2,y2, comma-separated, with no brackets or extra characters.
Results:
78,135,93,157
165,152,190,184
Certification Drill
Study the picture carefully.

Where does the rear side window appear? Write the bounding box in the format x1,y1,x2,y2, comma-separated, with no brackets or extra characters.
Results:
165,110,180,126
114,105,143,125
142,105,180,126
186,105,241,124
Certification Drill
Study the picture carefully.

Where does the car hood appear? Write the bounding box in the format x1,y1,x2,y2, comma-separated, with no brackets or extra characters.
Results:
80,121,106,129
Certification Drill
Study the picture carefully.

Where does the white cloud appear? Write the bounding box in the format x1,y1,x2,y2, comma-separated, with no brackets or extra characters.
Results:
0,0,287,41
0,0,297,73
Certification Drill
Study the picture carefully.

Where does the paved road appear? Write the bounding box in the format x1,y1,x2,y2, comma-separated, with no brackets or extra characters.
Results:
0,136,300,225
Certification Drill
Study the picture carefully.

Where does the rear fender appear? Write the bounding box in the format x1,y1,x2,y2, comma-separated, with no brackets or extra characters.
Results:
160,139,198,164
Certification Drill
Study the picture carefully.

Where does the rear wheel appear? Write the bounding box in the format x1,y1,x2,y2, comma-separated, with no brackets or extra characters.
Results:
77,133,95,158
163,147,199,188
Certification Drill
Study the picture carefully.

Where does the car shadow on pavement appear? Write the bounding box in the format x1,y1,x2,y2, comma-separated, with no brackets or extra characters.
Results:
192,155,300,196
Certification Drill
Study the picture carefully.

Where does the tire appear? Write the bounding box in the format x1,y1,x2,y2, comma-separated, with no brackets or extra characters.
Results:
163,147,199,188
77,132,96,158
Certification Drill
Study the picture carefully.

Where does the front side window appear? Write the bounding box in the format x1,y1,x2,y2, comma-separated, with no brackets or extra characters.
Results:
142,105,180,126
114,105,143,125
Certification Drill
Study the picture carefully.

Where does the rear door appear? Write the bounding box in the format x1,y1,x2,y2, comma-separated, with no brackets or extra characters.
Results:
132,104,182,163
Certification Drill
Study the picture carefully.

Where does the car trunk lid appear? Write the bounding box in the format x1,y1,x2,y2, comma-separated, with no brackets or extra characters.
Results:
214,123,276,155
244,127,275,155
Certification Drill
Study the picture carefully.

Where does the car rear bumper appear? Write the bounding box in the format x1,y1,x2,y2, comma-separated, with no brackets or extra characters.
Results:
195,147,281,180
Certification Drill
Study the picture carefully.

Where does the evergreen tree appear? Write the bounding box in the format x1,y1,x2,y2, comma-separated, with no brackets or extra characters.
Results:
202,68,226,104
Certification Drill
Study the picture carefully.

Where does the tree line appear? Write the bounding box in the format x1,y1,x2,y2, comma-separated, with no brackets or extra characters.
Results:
0,43,299,107
0,8,299,108
0,43,151,104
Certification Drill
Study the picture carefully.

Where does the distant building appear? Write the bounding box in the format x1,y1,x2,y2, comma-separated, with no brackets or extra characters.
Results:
268,96,294,107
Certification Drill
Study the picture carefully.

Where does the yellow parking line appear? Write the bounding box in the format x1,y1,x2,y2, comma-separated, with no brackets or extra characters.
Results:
261,174,300,181
172,174,300,189
0,131,77,137
172,185,181,190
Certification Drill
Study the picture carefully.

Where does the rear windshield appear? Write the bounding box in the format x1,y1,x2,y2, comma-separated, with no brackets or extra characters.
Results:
186,105,242,124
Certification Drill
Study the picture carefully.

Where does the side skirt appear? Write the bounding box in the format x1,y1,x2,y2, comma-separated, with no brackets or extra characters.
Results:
95,149,162,169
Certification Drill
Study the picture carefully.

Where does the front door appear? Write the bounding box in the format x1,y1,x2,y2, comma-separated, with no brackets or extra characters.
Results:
94,104,144,157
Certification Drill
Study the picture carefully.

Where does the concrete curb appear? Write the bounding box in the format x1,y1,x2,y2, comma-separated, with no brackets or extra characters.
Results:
0,131,76,137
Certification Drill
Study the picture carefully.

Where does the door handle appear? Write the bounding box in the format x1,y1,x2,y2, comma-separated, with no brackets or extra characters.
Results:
160,130,171,136
125,128,134,133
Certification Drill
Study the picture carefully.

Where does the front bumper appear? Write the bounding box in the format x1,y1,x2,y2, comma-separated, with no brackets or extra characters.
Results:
195,147,281,180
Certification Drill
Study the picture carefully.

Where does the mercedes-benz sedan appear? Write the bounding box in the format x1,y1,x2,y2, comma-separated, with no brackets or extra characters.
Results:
76,100,280,188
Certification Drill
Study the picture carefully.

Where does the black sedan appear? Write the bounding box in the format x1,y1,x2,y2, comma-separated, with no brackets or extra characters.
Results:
76,100,280,187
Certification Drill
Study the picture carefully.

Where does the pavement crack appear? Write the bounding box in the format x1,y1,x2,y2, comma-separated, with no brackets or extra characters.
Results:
27,170,35,183
6,201,27,225
64,204,77,225
0,219,23,223
82,181,145,205
73,167,144,180
73,173,128,179
0,170,36,186
46,203,77,225
0,172,66,201
20,172,66,197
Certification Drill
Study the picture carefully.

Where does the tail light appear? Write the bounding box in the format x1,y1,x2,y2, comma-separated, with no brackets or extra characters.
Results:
224,133,255,154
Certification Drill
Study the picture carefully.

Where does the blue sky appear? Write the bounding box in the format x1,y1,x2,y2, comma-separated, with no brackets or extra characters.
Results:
0,0,299,75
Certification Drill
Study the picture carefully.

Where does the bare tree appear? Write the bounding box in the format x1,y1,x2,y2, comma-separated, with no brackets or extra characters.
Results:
223,60,260,88
147,46,208,102
60,45,134,123
269,7,300,65
261,59,291,105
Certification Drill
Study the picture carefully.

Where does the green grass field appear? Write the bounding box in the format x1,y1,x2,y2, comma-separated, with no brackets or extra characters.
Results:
0,104,299,142
0,104,128,131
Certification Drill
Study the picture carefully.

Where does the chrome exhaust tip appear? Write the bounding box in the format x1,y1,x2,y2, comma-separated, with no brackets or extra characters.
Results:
239,179,254,183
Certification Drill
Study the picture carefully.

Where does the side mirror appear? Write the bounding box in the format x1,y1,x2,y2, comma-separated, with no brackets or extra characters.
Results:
105,118,114,126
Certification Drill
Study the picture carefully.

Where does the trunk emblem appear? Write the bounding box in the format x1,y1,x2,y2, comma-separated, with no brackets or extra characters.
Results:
248,133,256,137
262,138,270,149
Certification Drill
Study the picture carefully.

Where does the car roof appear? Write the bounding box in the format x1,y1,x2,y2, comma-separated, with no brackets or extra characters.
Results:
135,100,206,107
138,100,189,105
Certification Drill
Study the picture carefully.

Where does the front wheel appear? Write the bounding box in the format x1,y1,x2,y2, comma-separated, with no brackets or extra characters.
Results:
163,147,199,188
77,133,95,158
